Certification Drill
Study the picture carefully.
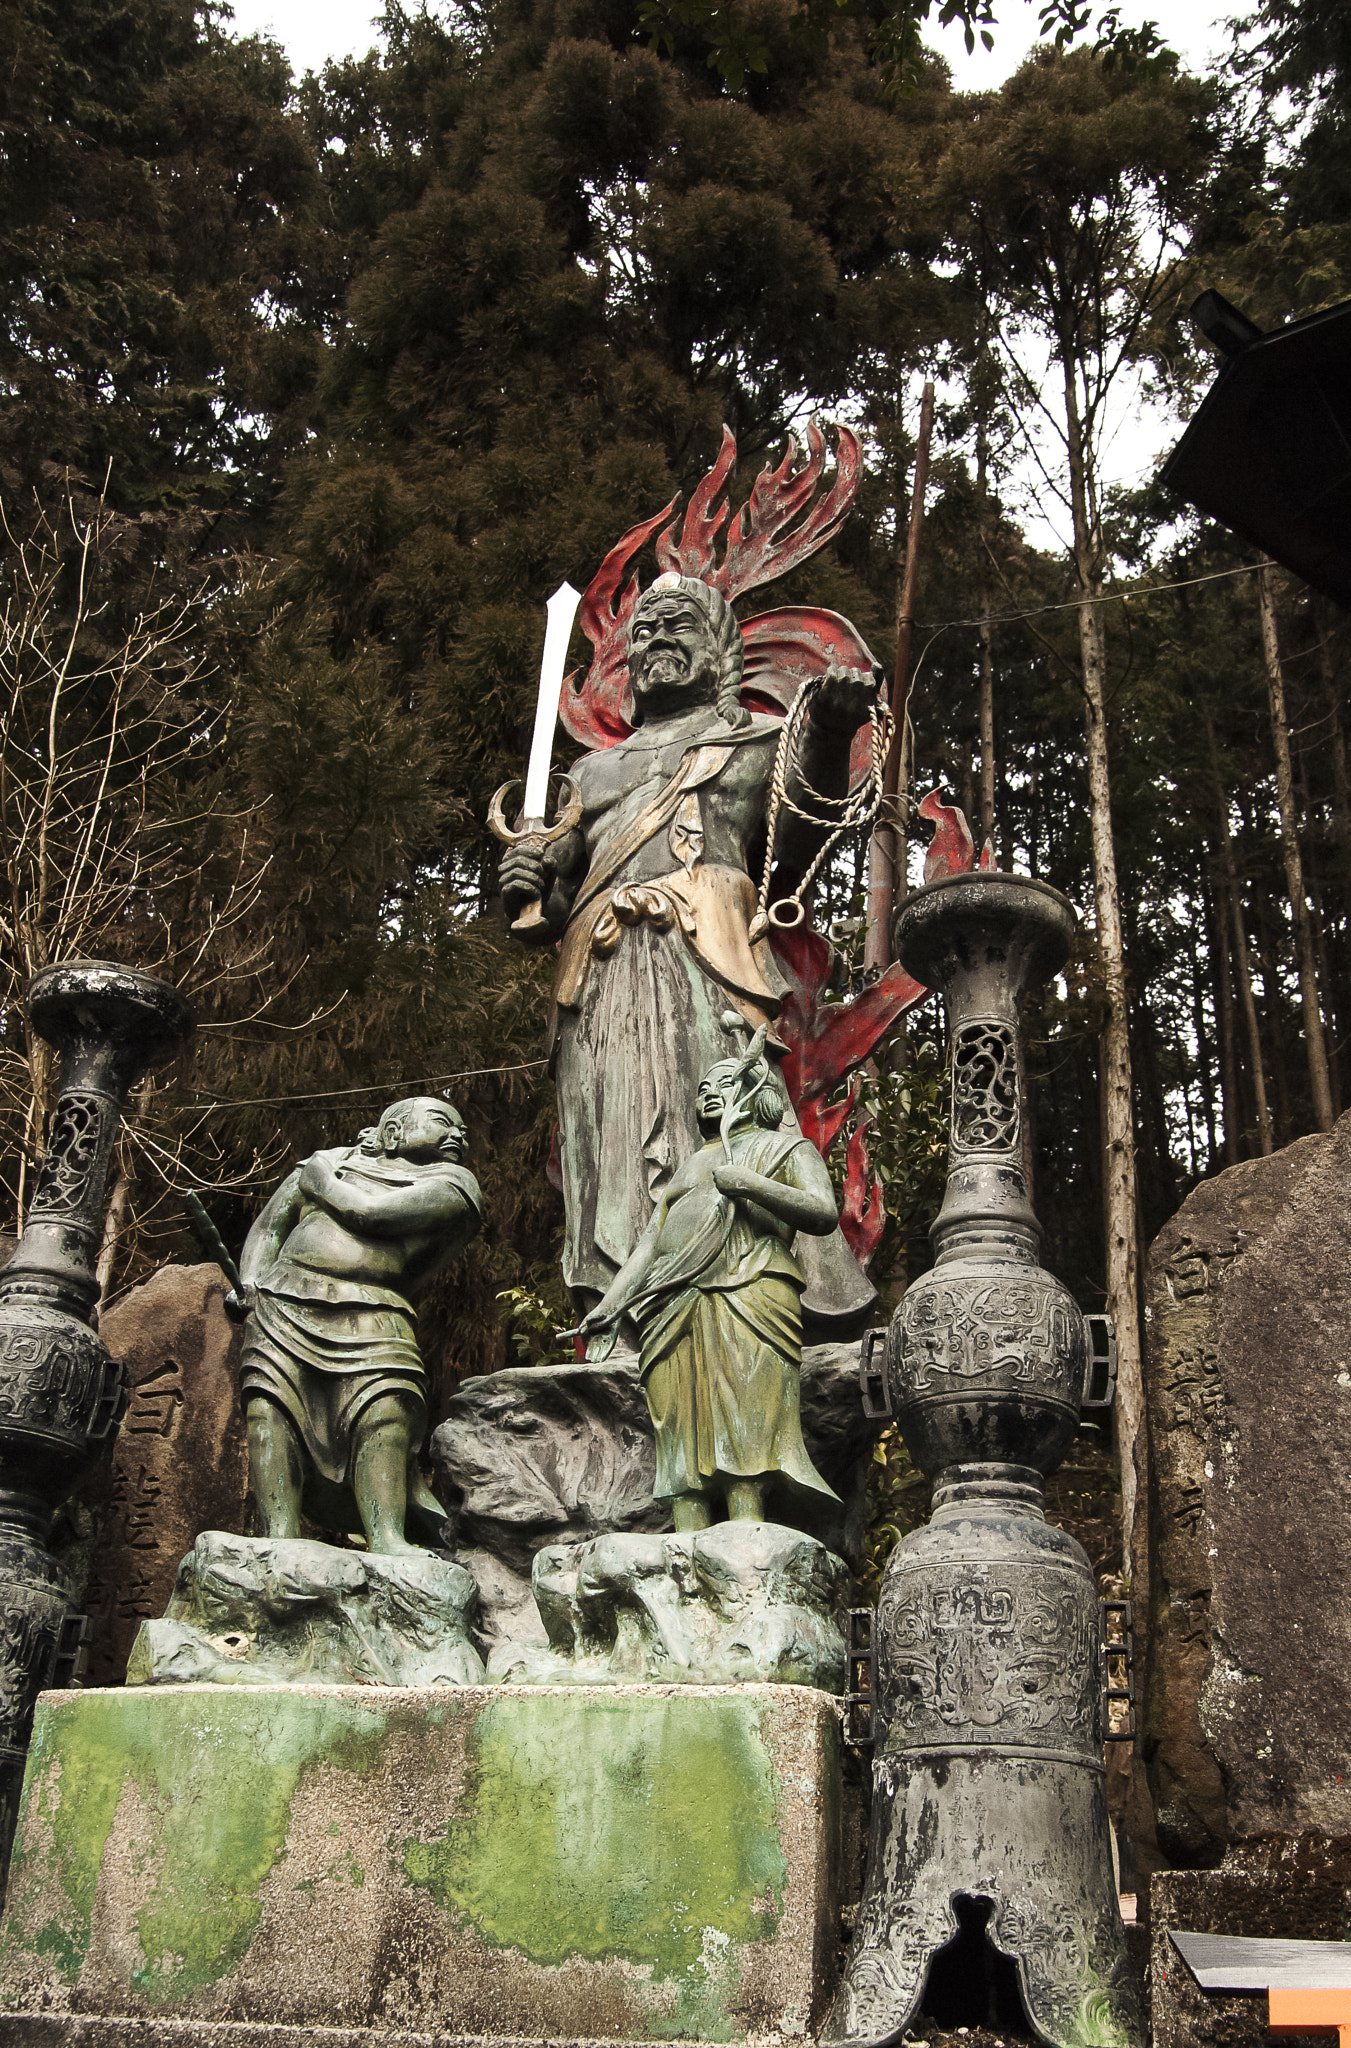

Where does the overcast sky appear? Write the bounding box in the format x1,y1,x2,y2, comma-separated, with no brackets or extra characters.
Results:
223,0,1234,87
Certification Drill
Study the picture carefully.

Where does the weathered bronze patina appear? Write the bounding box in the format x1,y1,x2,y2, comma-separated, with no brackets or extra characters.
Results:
574,1020,839,1530
499,571,876,1336
825,872,1143,2048
229,1097,482,1555
0,959,194,1873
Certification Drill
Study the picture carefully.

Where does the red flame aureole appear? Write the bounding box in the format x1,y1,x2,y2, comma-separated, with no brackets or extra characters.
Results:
560,422,876,765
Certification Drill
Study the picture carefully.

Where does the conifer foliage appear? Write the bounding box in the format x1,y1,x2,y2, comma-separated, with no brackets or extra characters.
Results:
0,0,1349,1445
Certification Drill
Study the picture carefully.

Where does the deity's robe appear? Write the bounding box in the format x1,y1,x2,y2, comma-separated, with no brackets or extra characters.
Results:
549,723,872,1334
629,1127,838,1504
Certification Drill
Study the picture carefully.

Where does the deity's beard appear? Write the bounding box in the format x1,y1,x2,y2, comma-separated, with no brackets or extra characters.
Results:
644,650,685,684
631,652,720,723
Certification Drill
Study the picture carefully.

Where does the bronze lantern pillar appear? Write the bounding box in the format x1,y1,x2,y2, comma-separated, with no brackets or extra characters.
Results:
825,872,1142,2048
0,961,194,1874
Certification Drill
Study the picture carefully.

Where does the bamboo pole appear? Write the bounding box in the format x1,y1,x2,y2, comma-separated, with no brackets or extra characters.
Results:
865,379,935,973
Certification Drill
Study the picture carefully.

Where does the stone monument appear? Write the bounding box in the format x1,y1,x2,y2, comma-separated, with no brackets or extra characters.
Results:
70,1262,248,1688
1142,1111,1351,2048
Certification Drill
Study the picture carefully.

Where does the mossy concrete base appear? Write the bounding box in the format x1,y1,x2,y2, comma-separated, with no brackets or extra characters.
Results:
0,1683,842,2044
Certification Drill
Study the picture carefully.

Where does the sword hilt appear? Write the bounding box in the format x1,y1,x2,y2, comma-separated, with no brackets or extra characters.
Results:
488,775,583,935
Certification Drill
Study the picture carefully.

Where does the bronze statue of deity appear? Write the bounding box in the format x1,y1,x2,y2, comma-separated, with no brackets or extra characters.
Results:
573,1019,840,1530
499,556,877,1340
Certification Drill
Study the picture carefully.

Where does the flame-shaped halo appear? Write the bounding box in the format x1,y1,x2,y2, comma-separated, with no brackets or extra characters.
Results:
559,422,870,756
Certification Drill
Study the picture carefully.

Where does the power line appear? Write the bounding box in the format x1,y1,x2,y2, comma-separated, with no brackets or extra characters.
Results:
181,1056,549,1113
917,558,1264,636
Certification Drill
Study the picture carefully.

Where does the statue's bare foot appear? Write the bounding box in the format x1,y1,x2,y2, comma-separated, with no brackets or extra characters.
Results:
365,1533,425,1557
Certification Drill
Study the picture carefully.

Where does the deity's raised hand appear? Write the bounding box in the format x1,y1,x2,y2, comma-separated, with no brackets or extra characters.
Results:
810,662,883,733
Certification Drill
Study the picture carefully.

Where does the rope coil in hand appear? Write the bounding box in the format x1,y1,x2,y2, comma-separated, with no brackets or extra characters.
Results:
748,675,893,945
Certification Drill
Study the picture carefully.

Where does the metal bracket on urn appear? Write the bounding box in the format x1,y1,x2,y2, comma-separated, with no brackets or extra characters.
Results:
858,1326,892,1421
1083,1311,1119,1413
0,961,194,1883
842,1606,878,1750
823,873,1144,2048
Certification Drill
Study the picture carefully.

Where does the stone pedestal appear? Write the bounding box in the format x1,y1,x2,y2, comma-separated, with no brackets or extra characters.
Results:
504,1522,849,1690
0,1680,842,2044
126,1531,484,1688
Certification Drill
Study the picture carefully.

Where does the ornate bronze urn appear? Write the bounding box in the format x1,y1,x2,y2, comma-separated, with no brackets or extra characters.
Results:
825,873,1142,2048
0,961,193,1869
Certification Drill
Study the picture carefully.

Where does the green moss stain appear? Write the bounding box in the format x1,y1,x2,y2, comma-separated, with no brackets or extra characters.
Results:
402,1691,788,2025
3,1683,809,2043
3,1689,387,2001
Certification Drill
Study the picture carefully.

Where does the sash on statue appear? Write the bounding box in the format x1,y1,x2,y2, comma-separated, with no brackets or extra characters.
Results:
551,737,782,1043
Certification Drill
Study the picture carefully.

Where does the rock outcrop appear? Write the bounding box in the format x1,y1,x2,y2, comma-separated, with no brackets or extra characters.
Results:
1143,1111,1351,1864
127,1530,484,1687
431,1342,880,1666
500,1521,850,1691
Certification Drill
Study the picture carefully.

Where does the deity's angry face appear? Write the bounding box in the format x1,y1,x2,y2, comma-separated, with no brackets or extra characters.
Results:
376,1098,467,1163
627,585,722,718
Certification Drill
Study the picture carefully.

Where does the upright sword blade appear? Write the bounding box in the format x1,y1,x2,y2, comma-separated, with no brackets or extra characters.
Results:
523,579,582,822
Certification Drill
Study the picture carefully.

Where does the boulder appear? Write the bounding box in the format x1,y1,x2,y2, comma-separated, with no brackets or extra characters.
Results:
1143,1111,1351,1866
432,1353,664,1578
126,1529,484,1687
499,1520,849,1690
432,1340,880,1659
59,1262,248,1685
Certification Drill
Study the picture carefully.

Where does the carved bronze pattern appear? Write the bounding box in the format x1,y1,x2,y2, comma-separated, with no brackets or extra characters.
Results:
895,1272,1086,1400
0,1310,122,1441
0,1584,64,1732
825,873,1142,2048
950,1019,1019,1154
27,1093,110,1220
877,1565,1100,1757
0,962,192,1876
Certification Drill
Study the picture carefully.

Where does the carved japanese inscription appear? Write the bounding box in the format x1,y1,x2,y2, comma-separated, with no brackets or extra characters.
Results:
74,1265,247,1687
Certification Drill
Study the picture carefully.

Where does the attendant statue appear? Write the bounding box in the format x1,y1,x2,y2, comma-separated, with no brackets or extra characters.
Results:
227,1097,483,1556
572,1020,840,1530
499,570,876,1336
